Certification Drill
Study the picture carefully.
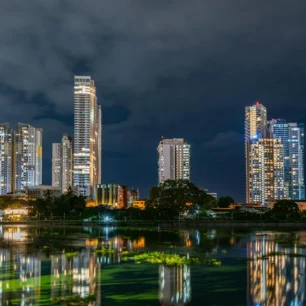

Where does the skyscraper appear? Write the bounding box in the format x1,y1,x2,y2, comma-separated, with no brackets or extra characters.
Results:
52,134,73,193
157,138,190,184
247,138,284,205
245,102,267,142
52,143,61,189
270,119,304,200
245,102,268,203
13,123,42,192
61,134,73,193
0,123,12,195
73,76,101,198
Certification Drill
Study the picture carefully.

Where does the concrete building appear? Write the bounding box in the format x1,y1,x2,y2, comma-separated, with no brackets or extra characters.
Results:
52,134,73,193
0,123,12,195
245,102,268,203
25,185,61,201
247,138,285,205
270,119,304,200
96,184,127,208
132,200,146,210
157,138,190,184
52,143,62,189
73,76,101,199
13,123,42,192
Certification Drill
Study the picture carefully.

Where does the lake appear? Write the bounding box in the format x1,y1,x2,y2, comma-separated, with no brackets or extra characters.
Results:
0,225,305,305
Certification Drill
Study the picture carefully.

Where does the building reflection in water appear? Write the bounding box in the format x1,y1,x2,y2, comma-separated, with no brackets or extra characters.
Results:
0,226,148,305
248,236,306,306
159,264,191,306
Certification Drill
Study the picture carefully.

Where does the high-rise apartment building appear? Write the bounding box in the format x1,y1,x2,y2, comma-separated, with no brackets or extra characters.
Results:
245,102,268,142
0,123,12,195
13,123,42,192
73,76,101,198
269,119,304,200
52,143,61,189
52,134,73,193
62,134,73,193
157,138,190,184
247,138,285,205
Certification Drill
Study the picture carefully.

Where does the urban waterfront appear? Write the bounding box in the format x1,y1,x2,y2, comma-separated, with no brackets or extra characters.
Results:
0,226,306,305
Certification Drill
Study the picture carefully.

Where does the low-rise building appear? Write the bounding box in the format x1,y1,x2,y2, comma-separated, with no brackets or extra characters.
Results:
132,200,146,210
96,184,127,208
25,185,61,201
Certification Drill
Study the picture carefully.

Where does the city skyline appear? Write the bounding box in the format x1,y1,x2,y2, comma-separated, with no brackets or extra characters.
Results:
1,1,306,201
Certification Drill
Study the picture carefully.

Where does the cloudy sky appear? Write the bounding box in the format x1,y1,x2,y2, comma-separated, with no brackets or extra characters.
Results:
1,0,306,200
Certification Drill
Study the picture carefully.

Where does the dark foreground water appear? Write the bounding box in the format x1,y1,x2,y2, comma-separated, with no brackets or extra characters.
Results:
0,225,306,305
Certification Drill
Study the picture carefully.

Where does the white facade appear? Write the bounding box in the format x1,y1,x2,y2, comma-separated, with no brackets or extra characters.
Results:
157,138,190,184
73,76,101,198
52,135,73,193
14,123,43,192
0,123,12,195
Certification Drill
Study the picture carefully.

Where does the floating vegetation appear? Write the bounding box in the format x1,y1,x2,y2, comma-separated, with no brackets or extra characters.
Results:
65,252,78,259
221,250,227,254
51,293,96,305
122,251,221,266
94,247,116,255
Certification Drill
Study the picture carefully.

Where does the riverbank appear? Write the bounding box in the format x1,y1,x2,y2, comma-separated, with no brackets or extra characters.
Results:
2,219,306,229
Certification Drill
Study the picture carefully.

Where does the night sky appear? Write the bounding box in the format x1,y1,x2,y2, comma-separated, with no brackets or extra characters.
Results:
1,1,306,201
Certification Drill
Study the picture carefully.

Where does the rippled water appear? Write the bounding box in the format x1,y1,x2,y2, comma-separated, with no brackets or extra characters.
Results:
0,225,306,305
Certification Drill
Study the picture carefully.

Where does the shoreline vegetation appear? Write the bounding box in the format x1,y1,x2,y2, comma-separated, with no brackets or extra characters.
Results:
3,219,306,228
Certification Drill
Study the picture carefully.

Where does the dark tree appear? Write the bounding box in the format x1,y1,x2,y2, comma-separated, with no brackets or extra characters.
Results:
271,200,301,220
217,196,235,208
147,180,216,219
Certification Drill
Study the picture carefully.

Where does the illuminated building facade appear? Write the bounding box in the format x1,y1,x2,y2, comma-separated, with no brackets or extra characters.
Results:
73,76,101,198
52,143,61,189
270,119,305,200
13,123,43,192
0,123,12,195
132,200,146,210
52,134,73,193
96,184,127,208
158,138,190,184
247,138,284,205
245,102,268,203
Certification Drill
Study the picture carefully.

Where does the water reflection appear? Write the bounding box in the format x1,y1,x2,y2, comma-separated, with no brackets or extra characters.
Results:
2,226,306,305
159,265,191,306
248,236,306,306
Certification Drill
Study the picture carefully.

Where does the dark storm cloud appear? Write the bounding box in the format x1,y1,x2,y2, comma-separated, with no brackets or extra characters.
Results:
1,0,306,199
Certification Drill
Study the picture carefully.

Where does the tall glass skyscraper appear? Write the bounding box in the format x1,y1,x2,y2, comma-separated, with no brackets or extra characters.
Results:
73,76,102,198
270,119,304,200
157,138,190,184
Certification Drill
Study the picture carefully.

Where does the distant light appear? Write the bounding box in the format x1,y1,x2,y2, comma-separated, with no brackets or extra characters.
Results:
255,101,261,105
252,134,258,139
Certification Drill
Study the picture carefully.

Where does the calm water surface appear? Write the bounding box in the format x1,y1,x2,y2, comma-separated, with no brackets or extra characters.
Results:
0,225,305,305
